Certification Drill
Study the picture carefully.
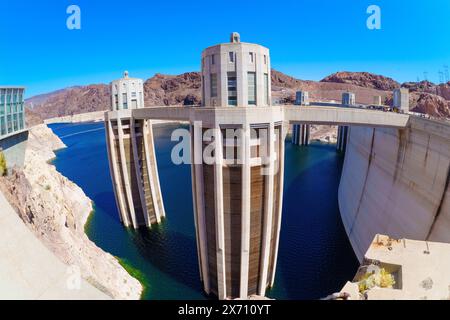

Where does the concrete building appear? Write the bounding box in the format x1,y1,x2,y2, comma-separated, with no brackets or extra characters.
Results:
194,33,285,299
105,72,165,228
0,86,28,172
393,88,410,113
0,87,26,136
291,91,310,146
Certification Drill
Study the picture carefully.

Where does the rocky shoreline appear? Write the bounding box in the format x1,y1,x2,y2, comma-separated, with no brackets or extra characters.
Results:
0,124,142,299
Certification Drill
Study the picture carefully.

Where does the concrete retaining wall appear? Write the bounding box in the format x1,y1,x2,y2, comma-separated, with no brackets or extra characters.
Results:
0,130,29,171
338,117,450,261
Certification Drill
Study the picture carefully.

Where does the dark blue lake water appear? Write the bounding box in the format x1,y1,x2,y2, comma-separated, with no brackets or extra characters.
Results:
49,122,358,300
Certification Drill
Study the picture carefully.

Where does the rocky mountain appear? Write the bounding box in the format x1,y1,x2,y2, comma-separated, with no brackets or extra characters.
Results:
403,81,450,100
28,84,110,120
321,71,400,91
26,70,450,121
144,72,201,106
25,107,44,127
410,92,450,118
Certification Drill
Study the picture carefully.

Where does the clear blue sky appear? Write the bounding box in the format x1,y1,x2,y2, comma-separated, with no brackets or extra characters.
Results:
1,0,449,97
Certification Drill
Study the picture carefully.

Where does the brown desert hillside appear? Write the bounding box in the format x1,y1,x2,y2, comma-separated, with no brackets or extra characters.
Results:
321,71,400,91
26,70,450,120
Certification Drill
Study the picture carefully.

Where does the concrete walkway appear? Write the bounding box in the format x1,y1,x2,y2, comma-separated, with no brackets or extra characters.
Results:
0,191,110,300
341,234,450,300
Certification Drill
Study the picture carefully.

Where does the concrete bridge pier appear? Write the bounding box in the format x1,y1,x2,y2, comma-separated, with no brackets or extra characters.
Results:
105,114,165,228
336,126,349,152
190,119,287,300
291,91,310,146
292,124,310,146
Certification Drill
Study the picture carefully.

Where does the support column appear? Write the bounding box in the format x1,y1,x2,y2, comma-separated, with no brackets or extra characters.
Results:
337,126,349,152
270,122,287,286
117,118,138,229
214,126,227,300
106,119,130,226
190,123,210,294
142,119,162,223
292,124,310,146
130,119,150,227
291,124,299,145
258,123,275,296
147,120,166,218
240,124,251,299
300,124,310,146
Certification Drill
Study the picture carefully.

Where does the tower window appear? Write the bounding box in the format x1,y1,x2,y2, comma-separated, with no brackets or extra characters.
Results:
211,54,215,65
210,73,218,98
229,52,234,63
264,55,267,65
264,73,269,105
227,72,237,106
122,93,128,109
248,72,256,105
249,52,254,63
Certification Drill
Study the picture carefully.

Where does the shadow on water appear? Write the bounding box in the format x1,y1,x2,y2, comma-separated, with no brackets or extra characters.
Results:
267,143,359,299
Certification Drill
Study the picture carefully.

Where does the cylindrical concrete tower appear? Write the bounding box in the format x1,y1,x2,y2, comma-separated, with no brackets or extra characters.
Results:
201,32,271,107
105,72,165,228
111,71,145,111
191,34,286,299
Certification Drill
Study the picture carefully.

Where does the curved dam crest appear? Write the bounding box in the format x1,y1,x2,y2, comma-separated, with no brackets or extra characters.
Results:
339,117,450,261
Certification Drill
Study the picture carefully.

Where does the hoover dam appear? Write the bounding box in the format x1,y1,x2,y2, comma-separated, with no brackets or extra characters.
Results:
103,34,450,300
339,116,450,260
1,34,449,301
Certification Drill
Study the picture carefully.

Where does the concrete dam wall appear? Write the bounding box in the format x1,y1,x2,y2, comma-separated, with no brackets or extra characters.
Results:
339,117,450,261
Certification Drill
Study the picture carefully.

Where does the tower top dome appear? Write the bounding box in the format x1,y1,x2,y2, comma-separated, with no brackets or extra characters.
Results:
230,32,240,43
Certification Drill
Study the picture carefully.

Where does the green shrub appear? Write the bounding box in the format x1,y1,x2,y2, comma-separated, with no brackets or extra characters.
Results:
0,151,6,177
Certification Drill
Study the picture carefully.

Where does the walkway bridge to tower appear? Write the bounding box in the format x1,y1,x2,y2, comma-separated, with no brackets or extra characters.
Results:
131,105,411,128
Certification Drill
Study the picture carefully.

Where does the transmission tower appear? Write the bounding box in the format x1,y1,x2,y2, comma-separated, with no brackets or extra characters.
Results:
423,71,428,82
444,65,449,82
438,70,444,84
